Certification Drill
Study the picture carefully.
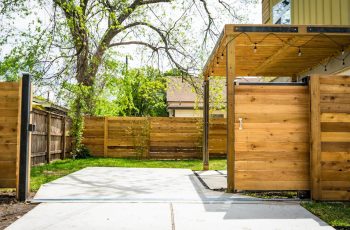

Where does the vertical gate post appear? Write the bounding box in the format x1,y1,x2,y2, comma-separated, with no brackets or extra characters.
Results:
203,78,209,170
18,73,31,201
226,38,236,193
310,75,321,200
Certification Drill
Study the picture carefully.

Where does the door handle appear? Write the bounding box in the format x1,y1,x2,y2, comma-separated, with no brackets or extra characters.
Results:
239,118,243,130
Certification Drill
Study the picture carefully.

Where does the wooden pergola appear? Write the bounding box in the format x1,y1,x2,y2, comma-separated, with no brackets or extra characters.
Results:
202,24,350,192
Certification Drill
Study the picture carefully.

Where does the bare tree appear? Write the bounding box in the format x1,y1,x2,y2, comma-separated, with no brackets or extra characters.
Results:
0,0,258,153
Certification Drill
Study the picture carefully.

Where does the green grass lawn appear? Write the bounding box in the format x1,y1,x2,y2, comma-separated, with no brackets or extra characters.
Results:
301,201,350,228
30,157,226,191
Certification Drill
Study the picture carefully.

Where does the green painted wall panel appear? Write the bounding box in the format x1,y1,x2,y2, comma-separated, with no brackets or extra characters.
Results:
332,0,341,24
310,0,317,24
323,0,332,24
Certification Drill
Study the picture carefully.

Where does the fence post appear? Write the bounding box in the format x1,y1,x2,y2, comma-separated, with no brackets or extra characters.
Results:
18,73,31,202
203,79,209,170
104,117,108,157
46,112,51,163
310,75,321,200
226,39,236,193
61,116,66,160
146,118,151,158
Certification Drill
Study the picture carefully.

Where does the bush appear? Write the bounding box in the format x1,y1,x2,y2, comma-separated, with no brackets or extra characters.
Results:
72,145,91,159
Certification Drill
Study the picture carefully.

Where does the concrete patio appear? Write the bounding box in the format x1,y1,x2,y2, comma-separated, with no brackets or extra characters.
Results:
7,167,334,230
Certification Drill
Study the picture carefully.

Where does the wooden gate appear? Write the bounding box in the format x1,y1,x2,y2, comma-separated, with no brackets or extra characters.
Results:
234,83,310,191
0,74,32,200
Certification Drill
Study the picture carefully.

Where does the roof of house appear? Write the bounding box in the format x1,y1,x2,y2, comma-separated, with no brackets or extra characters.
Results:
167,76,262,109
32,97,69,115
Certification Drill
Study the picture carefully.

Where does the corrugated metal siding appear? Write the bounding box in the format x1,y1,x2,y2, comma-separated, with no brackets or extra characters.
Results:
264,0,350,25
292,0,350,25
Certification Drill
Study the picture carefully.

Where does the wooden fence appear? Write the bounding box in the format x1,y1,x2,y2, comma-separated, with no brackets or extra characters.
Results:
0,82,21,188
83,117,226,159
233,84,310,191
31,109,72,165
310,75,350,201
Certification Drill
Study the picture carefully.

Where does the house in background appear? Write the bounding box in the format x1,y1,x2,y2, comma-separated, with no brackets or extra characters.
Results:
166,77,226,118
167,77,261,117
32,97,69,116
262,0,350,82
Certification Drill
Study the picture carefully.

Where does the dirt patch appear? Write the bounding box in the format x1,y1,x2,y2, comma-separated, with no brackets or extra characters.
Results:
0,191,37,230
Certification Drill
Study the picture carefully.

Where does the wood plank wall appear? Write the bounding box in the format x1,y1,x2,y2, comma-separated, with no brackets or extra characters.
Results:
0,82,21,188
209,118,227,157
83,117,227,159
83,116,105,156
311,75,350,201
108,117,149,158
149,117,202,159
234,85,310,191
31,109,72,165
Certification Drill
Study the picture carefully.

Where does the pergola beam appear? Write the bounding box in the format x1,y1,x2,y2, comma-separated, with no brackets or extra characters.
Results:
248,35,303,76
203,24,350,78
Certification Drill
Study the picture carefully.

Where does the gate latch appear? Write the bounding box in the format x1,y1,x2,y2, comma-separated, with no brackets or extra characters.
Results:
28,124,36,132
238,118,243,130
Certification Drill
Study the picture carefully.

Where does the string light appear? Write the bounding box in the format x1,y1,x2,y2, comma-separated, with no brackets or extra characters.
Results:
209,31,350,76
298,47,302,57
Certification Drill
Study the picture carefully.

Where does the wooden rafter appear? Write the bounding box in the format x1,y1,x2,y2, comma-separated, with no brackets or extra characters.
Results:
248,35,303,76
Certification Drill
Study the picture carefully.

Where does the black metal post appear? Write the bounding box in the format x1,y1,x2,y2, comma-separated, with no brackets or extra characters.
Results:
203,79,209,170
18,73,31,202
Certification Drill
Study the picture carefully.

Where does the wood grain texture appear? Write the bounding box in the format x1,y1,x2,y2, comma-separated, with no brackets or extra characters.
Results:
234,84,310,191
31,109,71,165
226,38,236,192
83,117,210,159
311,75,350,201
0,82,21,188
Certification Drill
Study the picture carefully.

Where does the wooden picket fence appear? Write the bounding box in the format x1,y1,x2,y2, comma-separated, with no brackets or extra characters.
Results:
31,109,72,165
83,116,226,159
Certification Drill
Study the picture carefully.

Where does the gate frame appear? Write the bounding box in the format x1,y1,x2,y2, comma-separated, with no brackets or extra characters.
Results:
18,73,32,201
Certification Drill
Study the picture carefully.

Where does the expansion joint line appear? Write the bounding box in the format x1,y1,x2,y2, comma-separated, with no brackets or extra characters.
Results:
170,203,176,230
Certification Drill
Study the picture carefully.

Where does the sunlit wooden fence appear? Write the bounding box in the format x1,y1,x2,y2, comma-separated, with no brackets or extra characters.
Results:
0,82,22,189
83,117,227,159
